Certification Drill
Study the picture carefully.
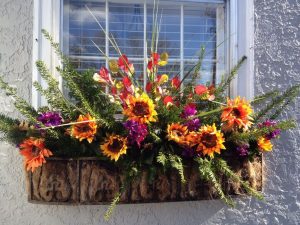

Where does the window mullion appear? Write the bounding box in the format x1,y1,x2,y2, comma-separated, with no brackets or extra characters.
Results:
180,4,184,84
143,0,147,89
105,0,109,93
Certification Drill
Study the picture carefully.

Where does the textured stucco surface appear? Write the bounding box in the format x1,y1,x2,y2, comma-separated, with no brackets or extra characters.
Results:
0,0,299,224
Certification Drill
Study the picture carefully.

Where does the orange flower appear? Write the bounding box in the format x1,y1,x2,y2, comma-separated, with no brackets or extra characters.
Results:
123,93,157,124
19,138,53,172
100,134,127,161
221,96,253,131
195,124,226,158
71,114,97,143
257,137,273,151
167,123,188,145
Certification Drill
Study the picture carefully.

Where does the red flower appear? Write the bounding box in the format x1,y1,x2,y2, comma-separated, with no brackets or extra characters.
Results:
118,54,134,74
163,96,174,107
123,76,132,91
146,82,153,93
147,52,160,70
171,76,181,89
93,67,111,84
195,84,207,95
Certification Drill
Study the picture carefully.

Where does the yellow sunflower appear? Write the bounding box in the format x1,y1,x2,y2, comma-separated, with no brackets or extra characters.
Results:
257,137,273,151
71,114,97,143
167,123,188,145
123,93,157,124
100,134,127,161
221,96,253,132
196,124,226,158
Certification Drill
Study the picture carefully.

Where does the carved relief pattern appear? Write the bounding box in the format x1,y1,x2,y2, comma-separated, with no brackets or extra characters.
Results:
27,157,262,204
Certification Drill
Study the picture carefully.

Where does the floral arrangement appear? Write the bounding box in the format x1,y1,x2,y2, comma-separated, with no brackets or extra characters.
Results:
0,14,299,219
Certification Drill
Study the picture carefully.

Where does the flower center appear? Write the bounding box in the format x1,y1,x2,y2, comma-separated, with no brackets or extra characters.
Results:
108,139,122,152
201,133,217,148
232,108,241,117
133,102,150,117
31,146,40,157
77,125,91,133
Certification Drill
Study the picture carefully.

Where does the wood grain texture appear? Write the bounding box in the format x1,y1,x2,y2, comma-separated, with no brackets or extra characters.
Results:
27,157,262,205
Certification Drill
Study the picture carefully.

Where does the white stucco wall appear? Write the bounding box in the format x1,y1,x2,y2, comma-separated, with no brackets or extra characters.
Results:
0,0,299,224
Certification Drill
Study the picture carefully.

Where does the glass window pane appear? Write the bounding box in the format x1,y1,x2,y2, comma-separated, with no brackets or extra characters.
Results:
109,3,144,58
64,0,106,57
147,5,181,58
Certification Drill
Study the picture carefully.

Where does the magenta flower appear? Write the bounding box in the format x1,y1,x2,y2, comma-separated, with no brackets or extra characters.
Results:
123,120,148,148
181,103,197,119
236,144,249,156
37,112,63,127
258,119,281,140
184,118,201,131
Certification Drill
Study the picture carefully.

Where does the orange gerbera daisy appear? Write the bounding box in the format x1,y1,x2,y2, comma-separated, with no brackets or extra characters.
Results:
19,138,53,172
196,124,226,158
167,123,188,145
100,134,127,161
71,114,97,143
123,93,157,124
257,137,273,151
221,96,253,131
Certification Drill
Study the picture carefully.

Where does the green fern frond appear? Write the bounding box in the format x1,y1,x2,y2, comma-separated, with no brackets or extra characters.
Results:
168,154,186,183
195,157,235,206
157,152,167,166
212,158,263,200
104,192,121,221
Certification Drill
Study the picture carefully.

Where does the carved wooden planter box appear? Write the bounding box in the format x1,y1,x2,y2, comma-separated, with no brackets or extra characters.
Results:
26,157,262,205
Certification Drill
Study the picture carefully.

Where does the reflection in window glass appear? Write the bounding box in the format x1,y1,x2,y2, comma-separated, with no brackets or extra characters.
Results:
63,0,223,86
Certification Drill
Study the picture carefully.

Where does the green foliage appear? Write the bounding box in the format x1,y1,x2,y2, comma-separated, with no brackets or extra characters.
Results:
195,157,234,206
251,90,280,105
212,158,263,200
228,120,296,142
215,56,247,98
104,192,121,221
157,152,186,183
42,29,111,127
0,76,38,122
34,61,79,118
169,154,186,183
254,84,300,122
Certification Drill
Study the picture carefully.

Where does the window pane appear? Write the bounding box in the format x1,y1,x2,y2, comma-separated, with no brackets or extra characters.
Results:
64,0,106,57
147,5,181,58
109,3,144,57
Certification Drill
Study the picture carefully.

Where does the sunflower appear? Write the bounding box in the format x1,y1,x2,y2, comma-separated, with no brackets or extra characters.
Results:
195,124,226,158
71,114,97,143
257,137,273,151
19,138,53,172
123,93,157,124
100,134,127,161
221,96,253,131
167,123,188,145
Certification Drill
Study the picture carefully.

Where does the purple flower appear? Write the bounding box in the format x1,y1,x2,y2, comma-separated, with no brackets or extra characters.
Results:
236,144,249,157
37,112,63,127
123,120,148,148
184,118,201,131
181,104,197,119
258,119,281,140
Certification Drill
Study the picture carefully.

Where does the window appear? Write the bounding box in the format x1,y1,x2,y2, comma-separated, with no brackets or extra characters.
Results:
62,0,225,87
32,0,254,108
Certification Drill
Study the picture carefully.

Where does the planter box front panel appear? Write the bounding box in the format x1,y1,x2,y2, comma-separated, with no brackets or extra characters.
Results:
27,157,262,205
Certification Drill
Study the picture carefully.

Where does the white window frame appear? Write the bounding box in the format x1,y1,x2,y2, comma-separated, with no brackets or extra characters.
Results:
32,0,254,108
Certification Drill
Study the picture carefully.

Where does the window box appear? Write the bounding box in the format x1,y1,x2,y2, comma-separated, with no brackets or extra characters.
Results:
27,156,262,204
